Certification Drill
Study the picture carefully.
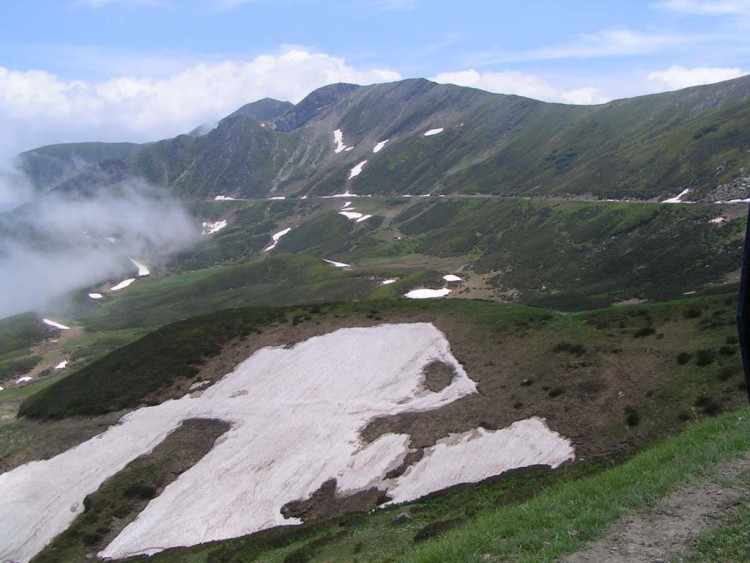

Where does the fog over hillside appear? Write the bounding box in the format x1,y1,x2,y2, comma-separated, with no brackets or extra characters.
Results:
0,180,198,319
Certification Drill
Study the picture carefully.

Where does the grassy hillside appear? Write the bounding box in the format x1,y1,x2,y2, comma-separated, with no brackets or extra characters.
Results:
17,293,746,562
17,76,750,200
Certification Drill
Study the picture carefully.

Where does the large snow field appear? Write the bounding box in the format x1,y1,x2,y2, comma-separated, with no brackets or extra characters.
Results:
0,323,574,562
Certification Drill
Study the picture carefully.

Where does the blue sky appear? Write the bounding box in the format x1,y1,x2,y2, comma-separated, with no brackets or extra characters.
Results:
0,0,749,158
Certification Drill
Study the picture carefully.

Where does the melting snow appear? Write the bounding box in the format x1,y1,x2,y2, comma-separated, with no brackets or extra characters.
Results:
386,420,574,504
333,129,347,153
55,360,68,370
202,220,228,236
341,201,352,209
111,278,136,291
0,323,573,562
380,279,398,285
264,227,292,252
709,217,726,224
130,258,150,277
356,215,372,223
322,259,350,268
661,188,691,204
42,318,70,330
15,376,32,384
720,198,750,204
339,211,364,220
373,140,389,153
349,161,367,179
443,274,462,282
88,293,103,300
214,196,237,201
423,128,444,137
405,288,452,299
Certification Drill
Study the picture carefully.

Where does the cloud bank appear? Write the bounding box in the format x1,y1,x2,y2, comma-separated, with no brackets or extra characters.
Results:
0,50,400,157
0,181,198,319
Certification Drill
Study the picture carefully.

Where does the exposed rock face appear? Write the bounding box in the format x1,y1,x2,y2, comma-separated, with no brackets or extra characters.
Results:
705,165,750,202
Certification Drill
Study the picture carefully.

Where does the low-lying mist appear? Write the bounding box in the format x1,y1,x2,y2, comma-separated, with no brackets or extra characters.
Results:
0,179,199,320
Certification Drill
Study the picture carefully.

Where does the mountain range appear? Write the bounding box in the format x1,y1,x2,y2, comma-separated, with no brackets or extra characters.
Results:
17,75,750,202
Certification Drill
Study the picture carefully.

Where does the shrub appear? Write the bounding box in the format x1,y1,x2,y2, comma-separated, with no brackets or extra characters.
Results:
719,345,736,356
717,366,737,381
695,349,716,366
726,335,739,345
676,352,692,365
683,307,702,319
633,326,656,338
695,394,722,416
123,483,157,500
624,406,640,427
413,518,465,543
548,387,565,398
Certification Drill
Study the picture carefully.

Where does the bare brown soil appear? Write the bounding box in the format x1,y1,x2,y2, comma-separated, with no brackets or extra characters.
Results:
559,454,750,562
422,359,456,392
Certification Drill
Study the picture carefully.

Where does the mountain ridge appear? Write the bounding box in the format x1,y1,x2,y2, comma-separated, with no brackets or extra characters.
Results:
16,75,750,202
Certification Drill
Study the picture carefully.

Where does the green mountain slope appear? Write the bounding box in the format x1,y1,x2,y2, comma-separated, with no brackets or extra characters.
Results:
17,76,750,201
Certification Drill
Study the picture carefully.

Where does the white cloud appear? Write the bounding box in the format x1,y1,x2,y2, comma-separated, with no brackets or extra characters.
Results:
648,65,746,88
431,69,610,105
653,0,750,16
0,50,400,157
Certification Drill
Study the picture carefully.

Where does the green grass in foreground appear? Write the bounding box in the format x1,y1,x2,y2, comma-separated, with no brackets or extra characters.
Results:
689,498,750,562
405,409,750,562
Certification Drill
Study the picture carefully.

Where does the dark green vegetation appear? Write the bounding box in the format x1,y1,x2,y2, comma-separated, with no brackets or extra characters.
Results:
0,313,52,356
18,76,750,202
19,307,284,418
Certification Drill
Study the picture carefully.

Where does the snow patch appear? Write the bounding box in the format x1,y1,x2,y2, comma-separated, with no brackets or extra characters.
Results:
348,160,367,179
214,195,237,201
322,259,350,268
15,376,32,384
88,293,103,300
268,196,286,201
130,258,150,277
345,147,354,152
0,323,573,562
339,211,364,220
380,279,398,285
356,215,372,223
55,360,68,370
718,198,750,204
709,217,726,224
42,318,70,330
111,278,136,291
202,220,228,236
423,128,444,137
373,140,389,153
386,419,574,504
333,129,347,153
661,188,692,204
443,274,462,282
341,201,352,209
405,288,452,299
264,227,292,252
